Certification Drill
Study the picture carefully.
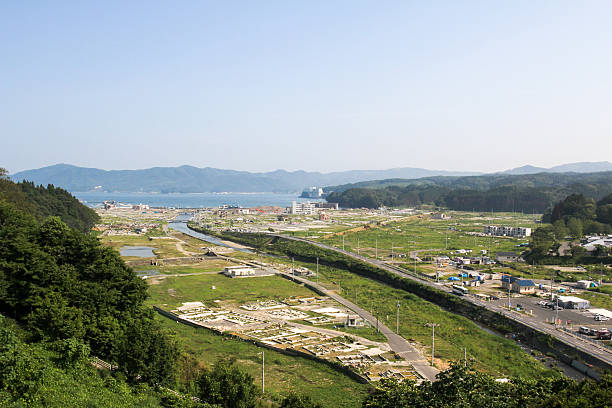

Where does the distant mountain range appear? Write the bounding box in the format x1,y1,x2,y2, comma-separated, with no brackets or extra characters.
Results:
9,164,480,193
9,161,612,193
502,161,612,175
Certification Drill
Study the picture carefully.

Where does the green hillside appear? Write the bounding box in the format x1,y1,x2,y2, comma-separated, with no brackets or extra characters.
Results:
0,168,99,232
325,172,612,211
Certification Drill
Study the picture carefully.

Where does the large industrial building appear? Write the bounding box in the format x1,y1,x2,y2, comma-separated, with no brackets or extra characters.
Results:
290,201,317,215
484,225,532,238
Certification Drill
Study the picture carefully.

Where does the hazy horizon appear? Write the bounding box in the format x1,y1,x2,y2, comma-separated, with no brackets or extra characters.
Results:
2,1,612,173
8,160,612,176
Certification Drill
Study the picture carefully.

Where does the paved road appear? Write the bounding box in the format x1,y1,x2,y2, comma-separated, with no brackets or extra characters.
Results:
276,235,612,369
280,271,439,381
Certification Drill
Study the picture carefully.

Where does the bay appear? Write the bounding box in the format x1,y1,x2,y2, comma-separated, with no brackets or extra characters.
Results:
74,191,323,209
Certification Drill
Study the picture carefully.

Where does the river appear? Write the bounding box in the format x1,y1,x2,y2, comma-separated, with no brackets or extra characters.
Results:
168,214,252,253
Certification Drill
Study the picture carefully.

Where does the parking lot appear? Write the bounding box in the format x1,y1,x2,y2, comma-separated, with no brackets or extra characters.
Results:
489,295,610,329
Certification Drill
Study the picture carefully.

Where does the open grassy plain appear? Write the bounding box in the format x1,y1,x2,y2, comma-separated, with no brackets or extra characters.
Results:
316,211,540,260
147,273,371,407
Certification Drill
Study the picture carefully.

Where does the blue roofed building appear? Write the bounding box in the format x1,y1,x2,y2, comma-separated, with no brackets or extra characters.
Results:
501,275,535,294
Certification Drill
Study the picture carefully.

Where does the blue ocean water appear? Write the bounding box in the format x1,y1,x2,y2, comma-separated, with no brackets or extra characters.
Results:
74,191,323,208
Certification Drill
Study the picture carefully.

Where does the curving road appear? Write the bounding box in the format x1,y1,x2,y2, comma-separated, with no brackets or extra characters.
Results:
275,235,612,370
279,271,439,381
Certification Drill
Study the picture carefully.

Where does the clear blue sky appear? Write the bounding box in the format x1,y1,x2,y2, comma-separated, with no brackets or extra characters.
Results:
2,1,611,173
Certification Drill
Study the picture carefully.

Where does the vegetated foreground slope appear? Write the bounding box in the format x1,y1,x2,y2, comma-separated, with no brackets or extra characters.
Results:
325,171,612,211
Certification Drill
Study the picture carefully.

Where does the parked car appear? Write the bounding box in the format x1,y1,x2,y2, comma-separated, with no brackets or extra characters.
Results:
588,328,599,336
594,315,610,321
597,330,611,340
579,326,590,335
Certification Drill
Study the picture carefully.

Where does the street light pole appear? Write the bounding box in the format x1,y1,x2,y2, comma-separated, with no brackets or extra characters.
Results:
342,235,345,251
375,239,378,259
316,257,319,284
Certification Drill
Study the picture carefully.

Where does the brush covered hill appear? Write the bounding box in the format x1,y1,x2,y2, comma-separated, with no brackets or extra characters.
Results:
325,171,612,211
0,168,99,232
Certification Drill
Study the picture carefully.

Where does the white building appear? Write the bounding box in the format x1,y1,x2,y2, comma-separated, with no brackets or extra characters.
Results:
132,203,150,210
291,201,316,215
223,265,255,277
581,235,612,252
484,225,531,238
576,280,598,289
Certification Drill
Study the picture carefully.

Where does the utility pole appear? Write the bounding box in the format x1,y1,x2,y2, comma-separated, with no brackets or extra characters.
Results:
507,277,511,309
391,241,394,263
376,311,379,333
550,270,554,301
375,239,378,259
292,257,294,275
259,351,265,393
554,297,559,327
396,301,400,334
414,257,417,276
425,323,440,366
464,348,467,367
357,238,360,255
342,235,345,251
316,257,319,284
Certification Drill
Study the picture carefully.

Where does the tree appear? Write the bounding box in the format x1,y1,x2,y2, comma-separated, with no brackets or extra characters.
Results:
361,362,608,408
552,220,568,240
566,218,583,238
571,245,587,258
596,204,612,226
551,194,596,223
197,361,258,408
0,323,45,403
529,226,556,258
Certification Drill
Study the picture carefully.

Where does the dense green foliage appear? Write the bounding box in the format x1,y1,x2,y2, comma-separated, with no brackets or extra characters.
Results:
0,316,177,407
528,193,612,263
363,363,611,408
326,172,612,211
196,361,258,408
0,200,177,386
1,168,99,232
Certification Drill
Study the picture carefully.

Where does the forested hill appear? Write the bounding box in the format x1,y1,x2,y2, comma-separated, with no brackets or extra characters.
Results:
325,171,612,211
0,168,99,232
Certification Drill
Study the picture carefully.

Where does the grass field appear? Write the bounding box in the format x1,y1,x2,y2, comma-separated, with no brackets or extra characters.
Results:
147,273,371,407
156,316,370,408
257,256,555,378
577,291,612,310
100,232,211,259
316,211,539,261
135,261,235,274
146,273,318,310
